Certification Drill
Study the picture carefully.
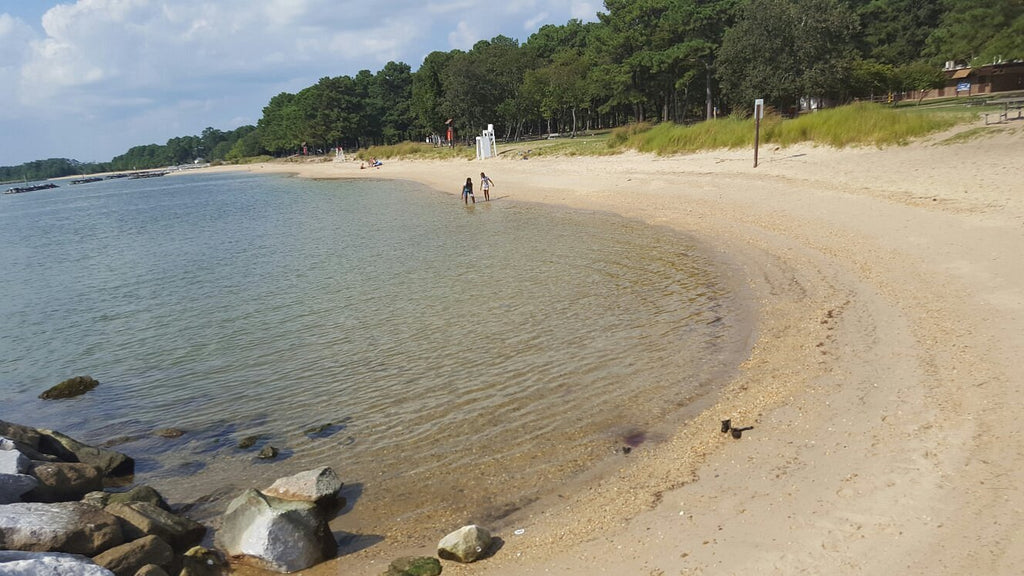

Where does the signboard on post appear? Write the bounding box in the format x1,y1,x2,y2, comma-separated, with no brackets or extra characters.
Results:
753,99,764,168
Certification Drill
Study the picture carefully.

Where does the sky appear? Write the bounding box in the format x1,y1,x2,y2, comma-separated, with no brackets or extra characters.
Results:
0,0,600,166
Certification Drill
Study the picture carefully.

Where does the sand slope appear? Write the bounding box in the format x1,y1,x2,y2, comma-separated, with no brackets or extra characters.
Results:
223,121,1024,575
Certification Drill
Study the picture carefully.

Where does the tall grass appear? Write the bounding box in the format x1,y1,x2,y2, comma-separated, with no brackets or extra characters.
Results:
615,102,977,154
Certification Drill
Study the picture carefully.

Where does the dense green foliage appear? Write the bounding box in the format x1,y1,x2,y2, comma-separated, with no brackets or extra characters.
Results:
4,0,1021,177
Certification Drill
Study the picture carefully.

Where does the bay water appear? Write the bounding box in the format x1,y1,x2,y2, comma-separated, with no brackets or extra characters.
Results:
0,171,750,544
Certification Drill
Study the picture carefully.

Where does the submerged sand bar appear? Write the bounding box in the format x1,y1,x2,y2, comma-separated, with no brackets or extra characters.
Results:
214,121,1024,575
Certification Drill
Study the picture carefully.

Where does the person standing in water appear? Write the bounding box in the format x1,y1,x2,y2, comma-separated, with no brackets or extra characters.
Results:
461,177,475,205
479,172,494,202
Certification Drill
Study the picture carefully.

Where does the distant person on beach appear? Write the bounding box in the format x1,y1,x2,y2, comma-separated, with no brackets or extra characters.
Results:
479,172,494,202
461,177,475,205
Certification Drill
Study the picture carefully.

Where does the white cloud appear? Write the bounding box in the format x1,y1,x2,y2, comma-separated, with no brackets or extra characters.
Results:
1,0,602,164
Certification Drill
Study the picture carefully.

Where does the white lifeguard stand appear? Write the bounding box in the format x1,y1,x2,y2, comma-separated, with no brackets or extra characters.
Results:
475,124,497,160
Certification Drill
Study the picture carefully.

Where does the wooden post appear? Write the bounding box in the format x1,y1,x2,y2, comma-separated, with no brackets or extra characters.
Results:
753,99,764,168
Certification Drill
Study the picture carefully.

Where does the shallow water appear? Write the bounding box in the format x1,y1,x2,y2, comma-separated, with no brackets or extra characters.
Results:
0,171,749,542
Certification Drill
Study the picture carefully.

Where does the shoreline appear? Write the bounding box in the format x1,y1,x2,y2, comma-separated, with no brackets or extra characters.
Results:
209,121,1024,575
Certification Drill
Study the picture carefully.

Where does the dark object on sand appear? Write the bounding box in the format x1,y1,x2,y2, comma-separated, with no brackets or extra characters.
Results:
39,375,99,399
721,419,732,433
730,426,754,439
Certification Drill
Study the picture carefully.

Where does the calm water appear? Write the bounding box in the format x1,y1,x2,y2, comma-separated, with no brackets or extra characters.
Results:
0,171,750,541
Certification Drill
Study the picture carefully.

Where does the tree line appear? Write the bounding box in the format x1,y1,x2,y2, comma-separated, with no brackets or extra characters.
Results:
4,0,1021,179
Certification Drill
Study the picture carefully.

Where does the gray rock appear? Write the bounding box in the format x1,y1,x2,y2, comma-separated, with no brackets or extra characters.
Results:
26,461,104,502
437,524,493,563
38,429,134,477
133,564,170,576
0,447,31,474
0,550,114,576
92,535,174,576
83,486,171,511
0,436,17,451
384,556,443,576
257,445,279,460
216,488,336,573
262,466,343,503
179,546,227,576
104,502,206,553
0,501,124,555
0,472,39,504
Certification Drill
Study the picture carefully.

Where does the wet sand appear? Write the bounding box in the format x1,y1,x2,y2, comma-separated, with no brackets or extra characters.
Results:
217,119,1024,575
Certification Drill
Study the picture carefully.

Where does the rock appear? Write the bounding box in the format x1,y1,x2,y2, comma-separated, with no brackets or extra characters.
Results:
262,466,343,504
92,535,174,576
0,472,39,504
0,550,115,576
26,461,104,502
0,501,123,555
179,546,227,576
37,429,135,477
236,435,260,449
153,429,184,439
0,421,43,448
0,436,17,450
39,375,100,399
104,502,206,553
133,564,170,576
257,445,279,460
384,556,443,576
0,447,31,474
437,524,493,563
83,485,171,511
216,488,336,573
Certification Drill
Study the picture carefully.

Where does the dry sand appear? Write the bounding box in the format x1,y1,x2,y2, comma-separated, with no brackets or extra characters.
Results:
220,119,1024,575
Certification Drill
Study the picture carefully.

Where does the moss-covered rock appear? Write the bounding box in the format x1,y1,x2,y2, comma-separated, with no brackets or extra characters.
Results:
383,556,442,576
39,376,99,400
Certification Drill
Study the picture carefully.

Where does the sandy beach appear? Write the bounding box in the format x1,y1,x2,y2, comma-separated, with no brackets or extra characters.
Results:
216,119,1024,575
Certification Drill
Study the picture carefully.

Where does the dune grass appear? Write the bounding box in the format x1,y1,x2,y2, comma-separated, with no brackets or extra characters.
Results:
614,102,978,154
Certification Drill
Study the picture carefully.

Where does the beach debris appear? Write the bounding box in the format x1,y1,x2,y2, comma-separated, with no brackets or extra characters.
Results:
513,528,526,535
721,419,732,433
438,524,493,563
38,375,99,400
730,426,754,439
384,555,442,576
622,446,632,454
180,545,228,576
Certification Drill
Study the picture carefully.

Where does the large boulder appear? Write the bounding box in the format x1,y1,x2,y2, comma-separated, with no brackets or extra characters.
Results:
216,488,337,573
37,429,134,477
92,535,174,576
104,502,206,552
39,375,100,399
25,461,104,502
83,485,171,511
0,501,124,555
437,524,493,563
134,565,171,576
0,550,114,576
0,422,43,449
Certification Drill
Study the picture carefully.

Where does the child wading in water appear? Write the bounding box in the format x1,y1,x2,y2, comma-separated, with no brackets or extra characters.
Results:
479,172,494,201
461,177,475,205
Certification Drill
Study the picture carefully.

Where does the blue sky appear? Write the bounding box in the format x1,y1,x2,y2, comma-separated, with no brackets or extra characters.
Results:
0,0,599,166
